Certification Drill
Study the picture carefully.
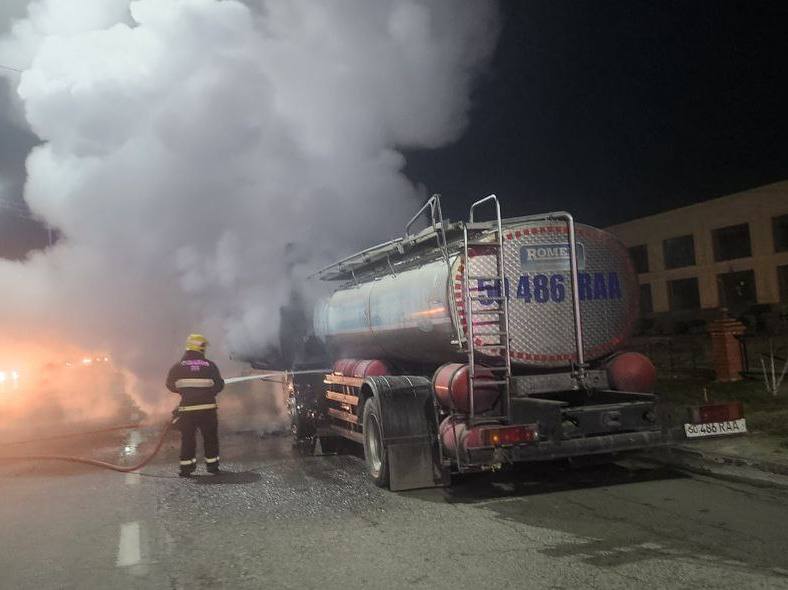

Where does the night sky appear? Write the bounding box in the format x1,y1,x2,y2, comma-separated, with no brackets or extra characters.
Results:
406,0,788,227
2,1,788,258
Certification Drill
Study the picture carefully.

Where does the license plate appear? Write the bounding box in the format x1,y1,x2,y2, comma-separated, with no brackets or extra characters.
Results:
684,418,747,438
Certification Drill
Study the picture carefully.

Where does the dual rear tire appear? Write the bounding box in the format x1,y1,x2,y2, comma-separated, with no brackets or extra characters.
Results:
362,396,389,487
315,396,390,488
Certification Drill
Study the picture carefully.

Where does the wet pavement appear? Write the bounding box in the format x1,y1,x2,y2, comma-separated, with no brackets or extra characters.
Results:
2,428,788,589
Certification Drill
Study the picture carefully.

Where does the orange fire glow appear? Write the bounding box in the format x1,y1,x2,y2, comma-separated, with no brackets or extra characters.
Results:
0,338,132,440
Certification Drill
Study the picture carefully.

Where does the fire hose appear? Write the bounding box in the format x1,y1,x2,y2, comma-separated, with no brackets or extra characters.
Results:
0,415,177,473
0,370,323,473
0,422,143,447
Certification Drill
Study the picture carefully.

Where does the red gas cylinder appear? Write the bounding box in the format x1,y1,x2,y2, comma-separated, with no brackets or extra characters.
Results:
432,363,500,413
352,359,391,378
606,352,657,393
439,416,487,454
333,358,359,376
332,359,347,374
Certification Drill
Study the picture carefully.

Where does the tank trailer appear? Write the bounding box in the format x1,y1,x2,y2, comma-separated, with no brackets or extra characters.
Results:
288,194,672,491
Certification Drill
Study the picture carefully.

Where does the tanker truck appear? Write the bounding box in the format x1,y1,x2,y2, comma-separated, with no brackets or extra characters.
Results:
286,194,672,491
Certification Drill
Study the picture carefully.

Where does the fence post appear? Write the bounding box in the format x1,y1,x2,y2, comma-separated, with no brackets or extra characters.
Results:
709,317,747,382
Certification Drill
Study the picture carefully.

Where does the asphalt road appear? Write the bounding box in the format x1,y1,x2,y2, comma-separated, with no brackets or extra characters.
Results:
1,427,788,589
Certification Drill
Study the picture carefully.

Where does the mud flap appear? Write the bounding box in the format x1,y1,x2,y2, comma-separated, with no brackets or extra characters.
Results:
365,376,448,491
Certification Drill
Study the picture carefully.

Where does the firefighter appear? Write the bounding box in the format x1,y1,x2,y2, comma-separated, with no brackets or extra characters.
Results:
166,334,225,477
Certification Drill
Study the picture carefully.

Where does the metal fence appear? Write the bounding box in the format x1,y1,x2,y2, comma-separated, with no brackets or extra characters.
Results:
738,334,788,379
628,335,713,377
627,333,788,381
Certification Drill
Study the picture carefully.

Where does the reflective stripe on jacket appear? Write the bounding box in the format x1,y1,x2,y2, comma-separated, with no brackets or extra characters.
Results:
165,350,224,408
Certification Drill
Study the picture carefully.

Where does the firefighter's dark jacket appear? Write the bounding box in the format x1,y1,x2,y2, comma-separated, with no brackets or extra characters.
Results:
166,350,225,407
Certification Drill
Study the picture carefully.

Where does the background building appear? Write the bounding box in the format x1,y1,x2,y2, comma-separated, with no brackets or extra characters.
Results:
606,181,788,329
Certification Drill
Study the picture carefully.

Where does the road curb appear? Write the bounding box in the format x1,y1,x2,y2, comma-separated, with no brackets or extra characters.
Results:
670,444,788,476
640,445,788,489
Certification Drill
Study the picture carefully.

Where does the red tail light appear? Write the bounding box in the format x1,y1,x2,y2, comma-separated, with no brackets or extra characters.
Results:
481,424,539,447
688,401,744,424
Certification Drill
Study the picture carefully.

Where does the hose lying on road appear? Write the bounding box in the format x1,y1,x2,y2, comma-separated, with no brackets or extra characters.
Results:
0,372,304,473
0,418,176,473
0,423,143,447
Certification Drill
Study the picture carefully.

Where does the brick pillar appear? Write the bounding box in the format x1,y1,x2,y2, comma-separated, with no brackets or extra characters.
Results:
708,317,747,382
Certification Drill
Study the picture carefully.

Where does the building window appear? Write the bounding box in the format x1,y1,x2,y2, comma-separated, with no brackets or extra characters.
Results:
712,223,751,261
773,214,788,253
717,269,757,312
629,245,649,274
668,277,700,311
779,265,788,303
663,235,696,269
639,283,653,315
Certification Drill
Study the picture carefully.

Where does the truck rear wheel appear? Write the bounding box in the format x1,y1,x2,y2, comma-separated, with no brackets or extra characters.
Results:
362,396,389,487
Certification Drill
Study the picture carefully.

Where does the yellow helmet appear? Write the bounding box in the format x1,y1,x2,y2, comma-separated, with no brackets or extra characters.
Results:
185,333,208,352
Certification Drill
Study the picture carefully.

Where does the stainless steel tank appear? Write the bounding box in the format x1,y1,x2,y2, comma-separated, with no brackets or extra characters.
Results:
314,220,638,368
313,259,457,363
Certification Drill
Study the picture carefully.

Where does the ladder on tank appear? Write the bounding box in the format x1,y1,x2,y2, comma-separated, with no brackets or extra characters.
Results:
462,194,513,428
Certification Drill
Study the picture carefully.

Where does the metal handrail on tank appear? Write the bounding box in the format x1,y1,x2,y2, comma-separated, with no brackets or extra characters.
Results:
496,210,587,381
404,194,464,347
464,194,513,427
460,223,472,468
314,195,458,282
310,236,403,280
404,194,450,264
469,194,499,224
562,212,586,377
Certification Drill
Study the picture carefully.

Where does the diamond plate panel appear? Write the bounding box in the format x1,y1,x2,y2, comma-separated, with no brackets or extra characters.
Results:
452,222,638,368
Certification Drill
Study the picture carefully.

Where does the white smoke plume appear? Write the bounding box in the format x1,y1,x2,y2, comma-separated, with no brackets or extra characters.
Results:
0,0,499,408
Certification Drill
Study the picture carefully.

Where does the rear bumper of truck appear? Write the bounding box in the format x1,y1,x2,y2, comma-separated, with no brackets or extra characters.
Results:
465,429,670,465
